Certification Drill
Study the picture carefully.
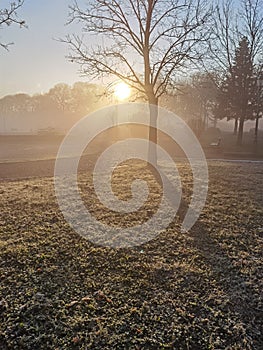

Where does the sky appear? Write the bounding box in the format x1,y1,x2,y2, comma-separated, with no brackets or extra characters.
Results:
0,0,90,97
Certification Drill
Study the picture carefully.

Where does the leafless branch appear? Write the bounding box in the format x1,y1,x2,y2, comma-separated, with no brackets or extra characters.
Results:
0,0,26,50
241,0,263,63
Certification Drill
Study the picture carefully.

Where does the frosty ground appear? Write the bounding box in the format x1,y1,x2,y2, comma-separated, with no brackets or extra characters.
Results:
0,160,262,349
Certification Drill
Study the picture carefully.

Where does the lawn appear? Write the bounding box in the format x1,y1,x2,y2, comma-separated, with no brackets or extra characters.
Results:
0,161,262,349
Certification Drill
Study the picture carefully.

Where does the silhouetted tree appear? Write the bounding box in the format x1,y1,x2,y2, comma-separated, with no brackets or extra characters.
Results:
64,0,212,164
215,75,239,134
208,1,242,135
219,38,256,145
241,0,263,62
251,65,263,144
208,0,238,75
208,0,263,140
241,0,263,145
0,0,26,50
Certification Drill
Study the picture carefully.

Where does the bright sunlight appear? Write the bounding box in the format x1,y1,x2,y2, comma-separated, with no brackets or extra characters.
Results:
114,82,131,101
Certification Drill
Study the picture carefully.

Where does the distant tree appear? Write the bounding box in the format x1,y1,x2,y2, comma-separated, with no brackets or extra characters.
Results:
241,0,263,62
219,38,256,145
0,82,109,127
0,93,32,133
0,95,16,121
166,73,218,135
208,0,263,74
208,1,241,135
0,93,31,115
178,83,206,135
251,65,263,144
48,84,73,114
214,74,240,135
0,0,26,50
208,0,263,141
64,0,212,164
206,0,240,82
241,0,263,145
31,94,60,115
71,82,107,116
191,73,219,129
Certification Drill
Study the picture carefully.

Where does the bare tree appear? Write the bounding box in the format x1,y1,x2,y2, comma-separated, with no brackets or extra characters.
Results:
241,0,263,146
205,1,239,136
241,0,263,63
207,1,239,78
252,64,263,145
0,0,26,50
209,0,263,72
209,0,263,145
64,0,211,164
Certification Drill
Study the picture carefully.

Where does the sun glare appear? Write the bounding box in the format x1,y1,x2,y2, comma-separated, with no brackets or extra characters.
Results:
114,82,131,101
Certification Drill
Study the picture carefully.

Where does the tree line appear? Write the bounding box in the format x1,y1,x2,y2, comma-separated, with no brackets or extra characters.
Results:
1,0,263,149
0,83,107,133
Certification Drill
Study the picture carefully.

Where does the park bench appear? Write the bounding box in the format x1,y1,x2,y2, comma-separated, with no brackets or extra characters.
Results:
209,138,221,148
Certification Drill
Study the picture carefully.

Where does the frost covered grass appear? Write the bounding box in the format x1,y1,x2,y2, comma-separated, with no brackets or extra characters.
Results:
0,161,262,349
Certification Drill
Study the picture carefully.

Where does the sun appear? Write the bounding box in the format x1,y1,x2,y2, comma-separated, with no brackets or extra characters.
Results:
114,82,131,101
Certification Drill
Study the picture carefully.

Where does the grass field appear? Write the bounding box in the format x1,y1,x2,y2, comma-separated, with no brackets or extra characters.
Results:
0,161,262,349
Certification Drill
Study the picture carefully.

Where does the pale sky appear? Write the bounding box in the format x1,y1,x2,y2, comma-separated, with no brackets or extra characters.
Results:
0,0,90,97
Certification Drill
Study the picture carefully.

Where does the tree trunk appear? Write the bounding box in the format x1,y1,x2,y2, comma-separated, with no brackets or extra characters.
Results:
237,115,245,146
213,116,217,128
202,102,207,130
233,117,238,135
148,96,158,166
254,115,259,145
